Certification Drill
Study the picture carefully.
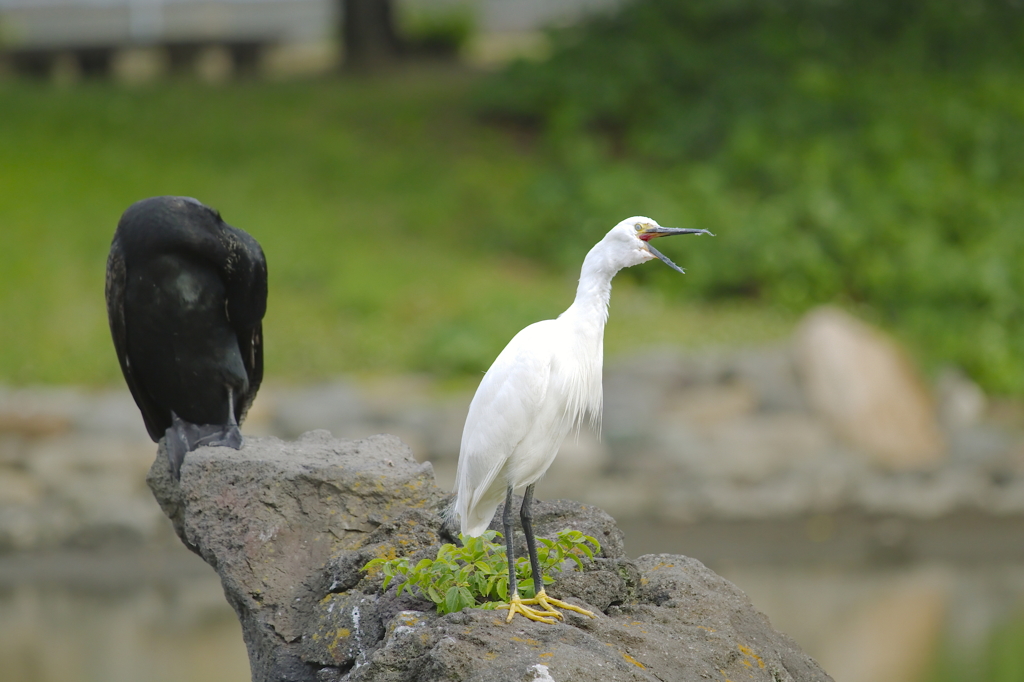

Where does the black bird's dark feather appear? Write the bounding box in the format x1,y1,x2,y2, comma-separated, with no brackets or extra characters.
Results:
105,196,267,472
106,240,175,441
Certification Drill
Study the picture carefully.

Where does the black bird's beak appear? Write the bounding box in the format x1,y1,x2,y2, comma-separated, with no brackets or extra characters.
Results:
639,226,714,274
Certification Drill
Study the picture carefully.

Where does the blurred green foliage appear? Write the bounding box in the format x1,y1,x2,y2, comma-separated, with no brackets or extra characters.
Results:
475,0,1024,393
926,607,1024,682
401,3,475,57
0,72,789,386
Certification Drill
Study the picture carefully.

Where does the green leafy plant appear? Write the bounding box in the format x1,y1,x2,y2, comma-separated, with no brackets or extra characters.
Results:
363,529,600,615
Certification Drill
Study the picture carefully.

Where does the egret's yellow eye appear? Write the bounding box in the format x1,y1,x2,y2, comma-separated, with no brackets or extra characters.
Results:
634,223,644,231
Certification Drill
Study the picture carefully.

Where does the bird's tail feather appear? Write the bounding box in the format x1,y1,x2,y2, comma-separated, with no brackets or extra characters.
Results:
461,498,501,538
441,499,460,534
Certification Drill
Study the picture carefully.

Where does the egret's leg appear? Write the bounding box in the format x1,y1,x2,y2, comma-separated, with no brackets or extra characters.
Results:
503,486,557,624
520,484,545,599
503,486,517,601
516,484,595,620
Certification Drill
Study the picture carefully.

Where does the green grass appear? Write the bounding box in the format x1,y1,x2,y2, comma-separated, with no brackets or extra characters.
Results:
0,70,791,386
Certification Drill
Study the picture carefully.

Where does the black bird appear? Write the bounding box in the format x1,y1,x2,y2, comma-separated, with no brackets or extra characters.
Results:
106,196,267,478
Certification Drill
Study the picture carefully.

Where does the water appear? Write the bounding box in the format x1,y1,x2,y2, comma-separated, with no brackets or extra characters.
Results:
3,514,1023,682
621,515,1024,682
0,548,250,682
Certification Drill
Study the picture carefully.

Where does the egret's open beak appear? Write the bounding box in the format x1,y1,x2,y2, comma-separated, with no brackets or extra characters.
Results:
639,226,713,274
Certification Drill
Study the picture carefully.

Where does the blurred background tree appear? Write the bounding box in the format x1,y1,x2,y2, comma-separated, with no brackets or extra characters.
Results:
474,0,1024,394
1,0,1023,396
339,0,404,70
337,0,475,69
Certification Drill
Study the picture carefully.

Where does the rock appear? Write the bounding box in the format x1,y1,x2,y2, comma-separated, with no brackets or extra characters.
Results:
935,367,987,430
0,385,152,440
795,307,945,469
147,431,832,682
603,350,729,442
663,382,759,428
265,381,470,470
533,429,608,501
656,411,832,481
147,430,447,680
732,344,807,412
0,431,165,551
0,385,79,437
269,383,369,440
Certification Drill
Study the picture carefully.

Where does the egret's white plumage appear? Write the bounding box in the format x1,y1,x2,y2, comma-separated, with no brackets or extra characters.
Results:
453,217,709,534
454,317,601,536
450,215,710,623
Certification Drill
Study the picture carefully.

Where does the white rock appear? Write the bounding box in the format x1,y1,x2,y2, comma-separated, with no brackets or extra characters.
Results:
795,307,945,469
936,367,987,430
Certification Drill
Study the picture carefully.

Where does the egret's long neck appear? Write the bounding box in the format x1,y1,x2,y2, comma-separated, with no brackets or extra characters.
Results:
557,240,617,431
560,243,618,335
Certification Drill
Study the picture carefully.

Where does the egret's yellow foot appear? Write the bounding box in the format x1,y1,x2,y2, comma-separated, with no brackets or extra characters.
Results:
505,589,595,623
505,591,558,624
523,589,596,619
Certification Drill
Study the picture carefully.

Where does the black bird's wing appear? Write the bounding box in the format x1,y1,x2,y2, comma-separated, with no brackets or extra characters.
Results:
105,237,171,441
217,221,267,427
236,322,264,425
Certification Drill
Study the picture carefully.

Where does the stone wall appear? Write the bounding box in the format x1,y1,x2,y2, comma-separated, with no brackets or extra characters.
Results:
0,306,1022,552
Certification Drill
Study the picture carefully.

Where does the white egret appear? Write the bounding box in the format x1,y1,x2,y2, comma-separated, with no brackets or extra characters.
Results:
451,216,712,623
